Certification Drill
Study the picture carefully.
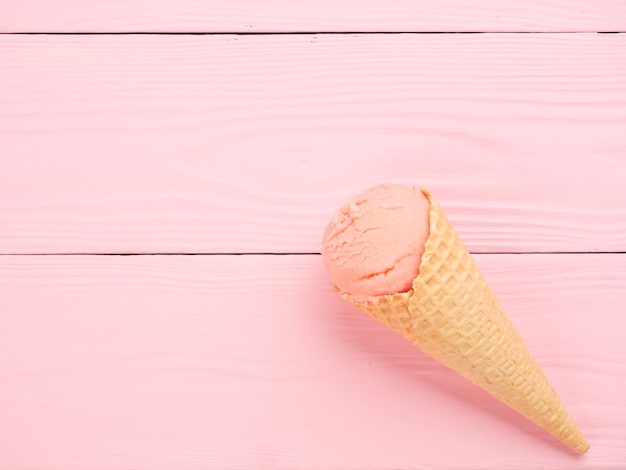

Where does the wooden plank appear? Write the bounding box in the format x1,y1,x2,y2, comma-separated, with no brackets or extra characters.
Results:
1,34,626,254
0,253,624,468
1,0,625,33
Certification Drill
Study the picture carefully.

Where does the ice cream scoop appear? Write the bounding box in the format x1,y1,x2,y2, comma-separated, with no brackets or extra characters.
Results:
321,183,589,453
322,184,430,297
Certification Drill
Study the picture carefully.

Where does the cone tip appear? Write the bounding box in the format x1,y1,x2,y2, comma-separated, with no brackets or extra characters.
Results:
576,439,590,454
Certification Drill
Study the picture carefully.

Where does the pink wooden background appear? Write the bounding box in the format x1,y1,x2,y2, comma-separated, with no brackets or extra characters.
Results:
2,3,626,469
1,1,626,32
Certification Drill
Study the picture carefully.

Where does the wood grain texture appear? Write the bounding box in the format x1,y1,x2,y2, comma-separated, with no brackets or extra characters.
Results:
1,0,625,32
2,34,626,255
0,254,624,469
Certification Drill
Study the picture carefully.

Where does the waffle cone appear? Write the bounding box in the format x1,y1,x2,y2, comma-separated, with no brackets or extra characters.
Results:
342,192,588,453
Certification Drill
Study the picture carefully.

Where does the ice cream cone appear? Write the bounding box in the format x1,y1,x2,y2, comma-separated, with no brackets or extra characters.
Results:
341,190,589,453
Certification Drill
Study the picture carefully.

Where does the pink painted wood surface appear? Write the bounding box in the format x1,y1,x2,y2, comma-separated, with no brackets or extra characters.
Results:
2,34,626,255
1,254,624,468
1,0,625,32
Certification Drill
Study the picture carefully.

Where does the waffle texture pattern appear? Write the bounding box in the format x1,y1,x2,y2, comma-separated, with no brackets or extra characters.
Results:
343,198,588,453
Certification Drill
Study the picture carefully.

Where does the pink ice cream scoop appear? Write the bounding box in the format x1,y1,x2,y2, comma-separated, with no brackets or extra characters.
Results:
321,183,430,297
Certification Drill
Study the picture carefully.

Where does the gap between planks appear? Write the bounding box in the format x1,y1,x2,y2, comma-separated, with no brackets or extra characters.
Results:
0,252,625,256
3,31,625,35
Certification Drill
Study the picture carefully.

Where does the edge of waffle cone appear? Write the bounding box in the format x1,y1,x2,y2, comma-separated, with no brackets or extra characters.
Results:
339,189,589,453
